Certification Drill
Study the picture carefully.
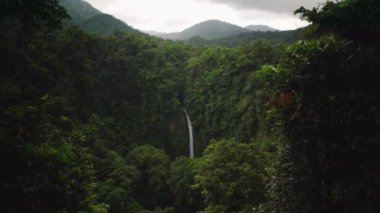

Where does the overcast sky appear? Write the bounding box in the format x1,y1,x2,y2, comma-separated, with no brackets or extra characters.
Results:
85,0,326,32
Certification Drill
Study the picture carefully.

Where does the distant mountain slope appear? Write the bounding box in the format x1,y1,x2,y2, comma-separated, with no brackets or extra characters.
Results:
159,32,182,40
143,31,168,36
183,30,301,47
61,0,138,35
81,14,136,35
155,20,248,40
179,20,247,39
152,20,283,40
61,0,101,23
245,25,278,32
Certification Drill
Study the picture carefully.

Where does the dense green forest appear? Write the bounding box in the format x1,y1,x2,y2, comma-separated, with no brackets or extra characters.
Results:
0,0,379,212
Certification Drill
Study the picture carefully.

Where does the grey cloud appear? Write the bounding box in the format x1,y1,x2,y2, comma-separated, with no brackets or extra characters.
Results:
162,19,191,28
201,0,325,14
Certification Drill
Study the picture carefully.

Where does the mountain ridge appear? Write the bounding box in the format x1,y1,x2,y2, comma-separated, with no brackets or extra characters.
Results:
148,20,280,40
245,25,278,32
61,1,283,39
61,0,137,35
61,0,101,23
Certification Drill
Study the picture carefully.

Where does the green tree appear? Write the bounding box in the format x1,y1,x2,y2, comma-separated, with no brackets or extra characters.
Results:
295,0,380,42
261,1,380,212
0,0,69,30
0,100,97,212
168,157,204,213
127,145,172,210
194,139,266,212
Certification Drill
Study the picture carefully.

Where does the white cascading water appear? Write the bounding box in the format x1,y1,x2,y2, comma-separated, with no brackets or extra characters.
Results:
183,109,194,158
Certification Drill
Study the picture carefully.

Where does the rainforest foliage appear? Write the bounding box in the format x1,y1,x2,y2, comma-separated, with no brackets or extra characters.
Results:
0,0,379,212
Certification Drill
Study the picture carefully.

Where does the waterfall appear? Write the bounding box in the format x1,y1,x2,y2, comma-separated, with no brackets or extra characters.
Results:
183,109,194,158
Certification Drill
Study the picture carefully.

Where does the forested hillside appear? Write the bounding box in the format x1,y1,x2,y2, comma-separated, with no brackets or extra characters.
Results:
181,30,301,50
61,0,101,23
244,25,278,32
0,0,379,213
61,0,137,35
80,14,137,35
149,20,285,43
156,20,247,40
